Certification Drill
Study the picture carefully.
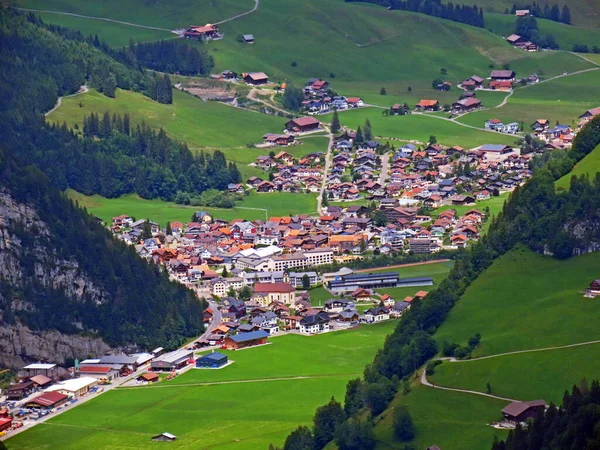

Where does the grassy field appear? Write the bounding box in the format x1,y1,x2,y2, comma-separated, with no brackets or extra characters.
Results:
371,260,455,300
67,190,318,226
556,144,600,190
7,322,395,450
434,246,600,357
374,383,507,450
431,343,600,405
48,88,283,150
308,286,334,306
486,14,600,51
457,69,600,129
330,108,520,148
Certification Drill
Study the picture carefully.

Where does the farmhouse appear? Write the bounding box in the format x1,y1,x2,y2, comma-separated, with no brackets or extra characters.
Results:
586,279,600,297
244,72,269,85
224,330,269,349
183,24,219,40
452,97,482,113
490,70,516,81
489,80,513,91
502,400,546,423
324,298,354,313
415,99,439,111
24,391,68,410
285,116,321,133
150,349,193,372
242,34,254,43
580,107,600,121
196,352,228,368
263,133,295,146
506,34,525,45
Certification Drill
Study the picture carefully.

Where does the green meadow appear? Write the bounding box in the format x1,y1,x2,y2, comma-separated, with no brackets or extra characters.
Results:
6,322,396,450
435,192,509,219
374,382,508,450
435,246,600,357
48,88,283,149
457,69,600,128
330,108,519,148
556,144,600,190
67,190,318,226
431,343,600,404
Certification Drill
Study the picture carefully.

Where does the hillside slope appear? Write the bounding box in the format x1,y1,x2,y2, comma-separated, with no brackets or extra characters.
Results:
556,143,600,190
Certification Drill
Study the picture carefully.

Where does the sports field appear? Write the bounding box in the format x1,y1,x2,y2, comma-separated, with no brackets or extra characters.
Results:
556,144,600,190
6,322,396,450
457,69,600,129
67,190,318,226
435,246,600,357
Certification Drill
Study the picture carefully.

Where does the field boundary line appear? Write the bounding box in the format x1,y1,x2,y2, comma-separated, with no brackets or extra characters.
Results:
354,259,451,273
117,373,362,389
15,8,174,32
448,339,600,363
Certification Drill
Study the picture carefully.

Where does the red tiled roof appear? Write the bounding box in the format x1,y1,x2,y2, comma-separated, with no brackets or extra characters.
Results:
253,282,295,293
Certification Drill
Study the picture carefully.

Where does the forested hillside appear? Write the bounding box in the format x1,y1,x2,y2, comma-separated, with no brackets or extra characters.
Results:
0,9,206,368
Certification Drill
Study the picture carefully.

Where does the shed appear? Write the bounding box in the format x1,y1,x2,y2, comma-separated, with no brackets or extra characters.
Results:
137,372,159,383
242,34,254,43
196,352,229,368
152,432,177,442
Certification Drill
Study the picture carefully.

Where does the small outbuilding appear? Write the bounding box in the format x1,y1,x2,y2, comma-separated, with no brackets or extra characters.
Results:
242,34,255,43
137,372,159,383
152,432,177,442
196,352,228,368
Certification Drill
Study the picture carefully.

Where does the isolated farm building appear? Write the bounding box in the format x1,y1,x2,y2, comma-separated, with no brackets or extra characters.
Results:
427,446,442,450
415,99,439,111
137,372,159,383
242,34,255,43
490,70,516,81
152,433,177,442
224,330,269,349
586,279,600,297
452,97,481,113
506,34,525,46
243,72,269,85
150,349,193,371
502,400,546,423
24,391,69,410
183,24,219,40
285,116,321,133
196,352,228,368
221,70,237,79
479,144,514,155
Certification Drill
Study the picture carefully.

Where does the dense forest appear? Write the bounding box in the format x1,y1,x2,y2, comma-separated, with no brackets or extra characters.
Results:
492,381,600,450
282,115,600,448
346,0,485,28
0,9,207,352
0,9,240,201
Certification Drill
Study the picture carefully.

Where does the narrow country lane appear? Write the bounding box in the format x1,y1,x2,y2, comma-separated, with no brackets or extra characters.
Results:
317,130,334,215
420,369,517,402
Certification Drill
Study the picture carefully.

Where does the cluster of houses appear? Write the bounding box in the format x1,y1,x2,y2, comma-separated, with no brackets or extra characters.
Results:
505,33,538,52
459,70,519,93
251,149,324,194
301,78,364,115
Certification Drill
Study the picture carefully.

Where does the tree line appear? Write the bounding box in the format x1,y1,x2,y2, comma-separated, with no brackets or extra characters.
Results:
510,2,571,24
281,115,600,448
492,380,600,450
515,15,559,49
346,0,485,28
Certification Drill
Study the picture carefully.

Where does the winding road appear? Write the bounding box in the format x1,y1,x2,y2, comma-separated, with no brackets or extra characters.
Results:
214,0,259,25
317,130,335,215
420,369,517,402
45,85,88,117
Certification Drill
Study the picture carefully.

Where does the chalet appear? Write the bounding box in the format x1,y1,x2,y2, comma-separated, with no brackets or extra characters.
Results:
242,34,255,43
586,279,600,297
479,144,514,155
243,72,269,85
502,400,546,423
490,70,516,81
112,214,132,228
451,195,475,205
390,301,410,318
324,298,354,313
364,306,389,323
274,151,295,164
506,34,525,46
485,118,503,130
415,99,439,111
351,288,372,302
452,97,482,113
489,80,513,91
299,311,331,334
256,181,275,193
263,133,295,146
531,119,549,132
6,381,35,400
462,75,484,90
580,107,600,122
285,117,321,133
137,372,159,383
347,97,364,108
183,24,220,40
501,122,520,134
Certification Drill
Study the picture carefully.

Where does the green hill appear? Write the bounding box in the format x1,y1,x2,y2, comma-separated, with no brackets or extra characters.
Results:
556,143,600,190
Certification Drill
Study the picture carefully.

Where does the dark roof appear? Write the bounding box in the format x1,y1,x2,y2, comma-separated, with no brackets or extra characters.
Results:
502,400,546,417
229,330,269,343
198,352,228,361
399,277,434,283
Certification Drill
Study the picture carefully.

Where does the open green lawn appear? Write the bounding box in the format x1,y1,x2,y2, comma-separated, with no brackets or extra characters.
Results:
67,190,318,226
431,343,600,405
370,260,455,300
7,322,395,450
457,69,600,129
48,88,284,150
375,383,507,450
435,246,600,357
308,286,334,306
556,144,600,190
486,14,600,51
330,108,519,148
435,192,509,233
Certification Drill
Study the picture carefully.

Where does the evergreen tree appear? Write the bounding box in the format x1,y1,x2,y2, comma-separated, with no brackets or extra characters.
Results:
104,74,117,98
334,418,376,450
321,191,329,207
282,84,304,111
221,266,229,278
355,126,364,144
561,4,571,24
331,110,341,134
141,221,153,239
380,87,387,95
393,406,415,441
302,274,311,290
364,119,373,141
283,426,313,450
100,111,112,138
343,378,365,417
550,4,560,21
163,74,173,104
123,113,131,136
166,221,172,235
313,397,346,450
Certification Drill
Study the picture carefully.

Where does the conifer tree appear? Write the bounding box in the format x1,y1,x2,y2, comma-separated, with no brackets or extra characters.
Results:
331,110,341,134
364,119,373,141
355,126,364,144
